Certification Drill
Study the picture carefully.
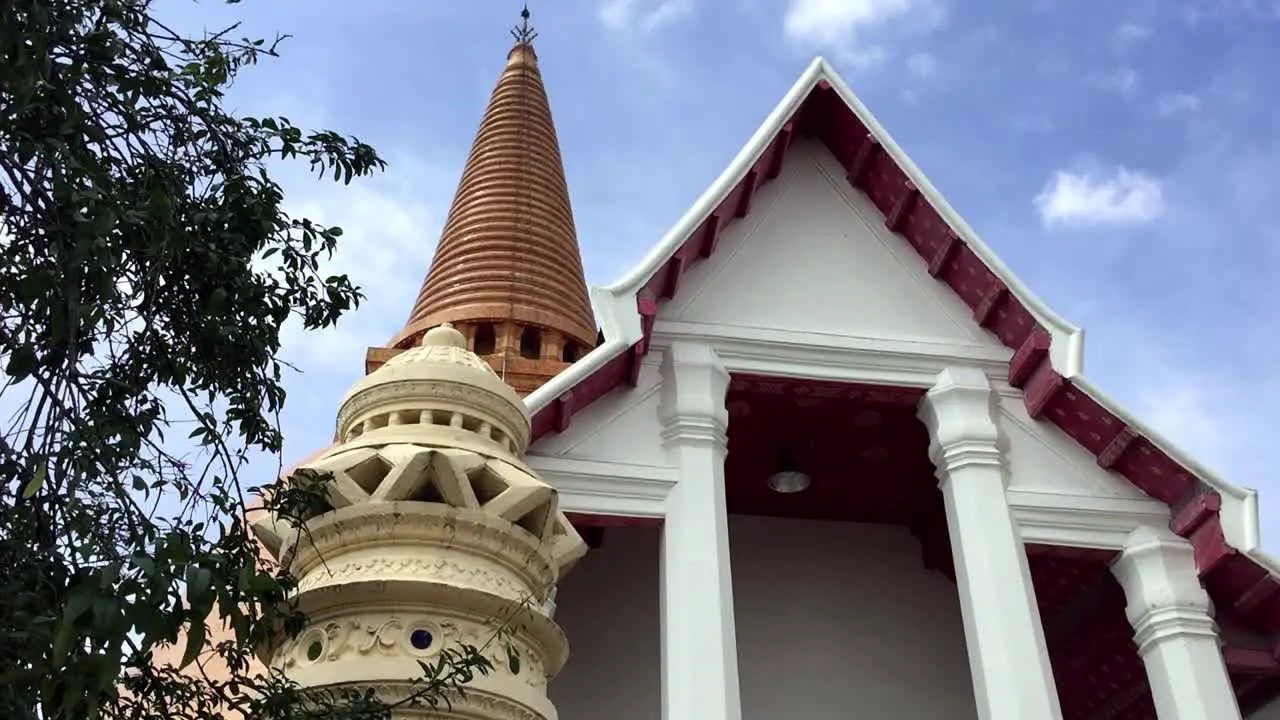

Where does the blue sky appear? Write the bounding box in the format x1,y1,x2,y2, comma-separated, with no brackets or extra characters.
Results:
163,1,1280,539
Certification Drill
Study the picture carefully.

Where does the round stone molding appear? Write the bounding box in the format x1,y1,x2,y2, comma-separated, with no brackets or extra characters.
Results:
272,587,567,720
337,324,532,455
288,503,558,605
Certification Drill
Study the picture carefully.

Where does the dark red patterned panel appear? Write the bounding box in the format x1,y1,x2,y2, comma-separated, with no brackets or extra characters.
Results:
944,246,996,309
984,295,1038,349
1107,437,1198,504
860,151,904,215
897,198,944,257
1040,384,1124,456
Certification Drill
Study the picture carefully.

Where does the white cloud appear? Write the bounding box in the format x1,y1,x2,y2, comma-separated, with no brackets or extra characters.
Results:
1156,91,1202,116
600,0,694,33
1135,375,1230,466
1034,166,1166,227
1011,114,1055,134
782,0,944,65
905,52,937,78
275,159,447,373
1114,22,1152,48
1089,65,1140,95
1182,0,1280,26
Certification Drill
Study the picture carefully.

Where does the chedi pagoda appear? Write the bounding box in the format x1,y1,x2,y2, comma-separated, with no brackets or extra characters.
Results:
176,11,597,719
250,323,586,718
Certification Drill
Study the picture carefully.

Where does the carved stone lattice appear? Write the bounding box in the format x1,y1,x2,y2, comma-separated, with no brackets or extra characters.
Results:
253,443,585,580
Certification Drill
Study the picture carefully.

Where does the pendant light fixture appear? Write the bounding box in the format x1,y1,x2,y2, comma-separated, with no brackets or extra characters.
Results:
767,443,811,494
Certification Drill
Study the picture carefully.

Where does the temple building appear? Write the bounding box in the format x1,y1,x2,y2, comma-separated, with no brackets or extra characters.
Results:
241,11,1280,720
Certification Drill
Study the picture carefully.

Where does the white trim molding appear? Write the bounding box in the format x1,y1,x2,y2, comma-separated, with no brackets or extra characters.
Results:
1008,490,1173,551
652,322,1012,390
525,456,676,519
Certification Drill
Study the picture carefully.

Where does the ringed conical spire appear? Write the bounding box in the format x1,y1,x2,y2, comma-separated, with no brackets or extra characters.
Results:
380,12,597,395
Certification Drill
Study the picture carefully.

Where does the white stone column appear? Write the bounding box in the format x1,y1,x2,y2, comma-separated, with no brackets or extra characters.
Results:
657,341,741,720
1111,527,1242,720
918,367,1064,720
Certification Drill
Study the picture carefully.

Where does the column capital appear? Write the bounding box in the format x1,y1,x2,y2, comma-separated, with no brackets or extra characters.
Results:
658,341,729,448
917,367,1002,476
1111,526,1217,652
1110,526,1240,719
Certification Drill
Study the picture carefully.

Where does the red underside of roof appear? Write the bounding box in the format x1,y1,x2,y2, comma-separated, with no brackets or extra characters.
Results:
539,80,1280,713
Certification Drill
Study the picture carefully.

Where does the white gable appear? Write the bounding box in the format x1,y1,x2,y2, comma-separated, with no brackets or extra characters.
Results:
661,138,996,348
528,140,1151,517
527,362,673,518
531,362,667,466
998,395,1150,500
525,58,1276,577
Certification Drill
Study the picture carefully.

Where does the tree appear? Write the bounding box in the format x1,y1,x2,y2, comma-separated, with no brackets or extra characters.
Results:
0,1,500,718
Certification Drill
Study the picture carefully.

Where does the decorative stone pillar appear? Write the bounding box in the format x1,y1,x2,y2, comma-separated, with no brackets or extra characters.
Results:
1111,527,1242,720
253,324,587,719
917,367,1063,720
656,341,741,720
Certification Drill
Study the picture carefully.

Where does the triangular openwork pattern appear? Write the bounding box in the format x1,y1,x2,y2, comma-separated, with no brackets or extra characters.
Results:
256,443,584,576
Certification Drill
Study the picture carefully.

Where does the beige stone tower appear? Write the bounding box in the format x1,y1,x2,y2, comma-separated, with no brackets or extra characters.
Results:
367,10,598,396
252,323,588,718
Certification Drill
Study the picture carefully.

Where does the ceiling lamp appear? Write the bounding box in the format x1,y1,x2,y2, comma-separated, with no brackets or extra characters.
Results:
767,446,811,494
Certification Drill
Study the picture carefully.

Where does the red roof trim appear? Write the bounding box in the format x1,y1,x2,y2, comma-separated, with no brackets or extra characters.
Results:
529,82,1280,637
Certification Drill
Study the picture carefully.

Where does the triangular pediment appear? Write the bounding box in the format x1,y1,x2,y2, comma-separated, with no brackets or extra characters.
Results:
526,57,1279,607
659,137,996,348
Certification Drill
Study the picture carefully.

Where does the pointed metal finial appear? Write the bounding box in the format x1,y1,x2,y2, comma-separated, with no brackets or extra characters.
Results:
512,3,538,44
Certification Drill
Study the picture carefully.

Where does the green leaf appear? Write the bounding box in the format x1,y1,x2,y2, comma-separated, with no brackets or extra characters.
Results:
22,463,46,499
51,621,76,666
186,565,213,606
64,586,96,624
5,345,38,381
506,643,521,675
179,621,205,669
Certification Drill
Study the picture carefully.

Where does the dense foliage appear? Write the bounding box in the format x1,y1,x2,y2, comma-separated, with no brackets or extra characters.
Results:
0,1,502,718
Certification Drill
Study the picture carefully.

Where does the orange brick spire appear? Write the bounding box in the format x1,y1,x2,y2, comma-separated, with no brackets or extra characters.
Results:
378,8,597,395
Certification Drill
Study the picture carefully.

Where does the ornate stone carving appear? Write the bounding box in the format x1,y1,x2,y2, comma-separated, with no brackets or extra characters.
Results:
285,503,558,604
438,619,549,692
352,682,550,720
260,442,586,582
294,555,532,605
276,609,552,694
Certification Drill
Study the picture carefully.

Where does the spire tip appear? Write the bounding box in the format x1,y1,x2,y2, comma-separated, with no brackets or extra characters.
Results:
512,3,537,44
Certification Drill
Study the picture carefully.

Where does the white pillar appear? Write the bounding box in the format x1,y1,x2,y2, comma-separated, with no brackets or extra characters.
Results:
1111,526,1242,720
918,367,1064,720
657,341,741,720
